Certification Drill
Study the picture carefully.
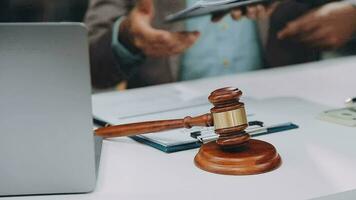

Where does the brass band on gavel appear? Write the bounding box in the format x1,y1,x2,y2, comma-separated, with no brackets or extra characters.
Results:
212,107,247,130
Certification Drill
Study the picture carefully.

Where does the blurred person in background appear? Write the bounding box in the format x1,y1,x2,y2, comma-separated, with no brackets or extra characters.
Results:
86,0,355,90
85,0,276,89
2,0,354,90
227,0,356,67
276,0,356,60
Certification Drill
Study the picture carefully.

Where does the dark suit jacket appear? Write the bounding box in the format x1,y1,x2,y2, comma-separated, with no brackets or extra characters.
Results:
265,0,321,67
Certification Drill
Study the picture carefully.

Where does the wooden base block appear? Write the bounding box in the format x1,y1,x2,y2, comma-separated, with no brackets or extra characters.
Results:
194,139,281,175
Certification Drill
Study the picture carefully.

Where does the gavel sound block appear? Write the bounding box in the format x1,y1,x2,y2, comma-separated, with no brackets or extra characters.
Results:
95,87,281,175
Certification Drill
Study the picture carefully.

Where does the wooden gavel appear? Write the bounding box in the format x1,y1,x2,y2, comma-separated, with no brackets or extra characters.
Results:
95,87,250,147
95,87,282,175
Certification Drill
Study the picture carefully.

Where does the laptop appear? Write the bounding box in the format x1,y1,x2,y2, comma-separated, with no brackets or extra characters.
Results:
0,23,102,196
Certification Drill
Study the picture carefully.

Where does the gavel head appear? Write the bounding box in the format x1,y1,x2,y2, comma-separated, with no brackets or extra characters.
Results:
208,87,250,149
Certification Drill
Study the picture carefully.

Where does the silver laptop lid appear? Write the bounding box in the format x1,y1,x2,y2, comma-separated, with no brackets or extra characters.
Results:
0,23,97,196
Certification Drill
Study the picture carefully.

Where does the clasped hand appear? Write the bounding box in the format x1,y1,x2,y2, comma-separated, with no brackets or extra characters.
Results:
278,2,356,50
119,0,200,58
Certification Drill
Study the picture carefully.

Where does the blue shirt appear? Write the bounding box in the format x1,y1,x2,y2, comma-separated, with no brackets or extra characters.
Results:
180,0,262,80
112,1,263,81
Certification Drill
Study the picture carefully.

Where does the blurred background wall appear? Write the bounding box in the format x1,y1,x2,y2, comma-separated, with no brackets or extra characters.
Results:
0,0,88,22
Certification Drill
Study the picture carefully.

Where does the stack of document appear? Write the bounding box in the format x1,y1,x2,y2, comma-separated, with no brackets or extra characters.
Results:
92,87,298,153
165,0,270,22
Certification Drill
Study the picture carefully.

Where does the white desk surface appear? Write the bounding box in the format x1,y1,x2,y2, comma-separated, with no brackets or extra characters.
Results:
6,56,356,200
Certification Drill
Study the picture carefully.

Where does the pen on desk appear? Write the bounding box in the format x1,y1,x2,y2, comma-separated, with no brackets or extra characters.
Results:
196,122,298,144
346,97,356,107
197,127,267,144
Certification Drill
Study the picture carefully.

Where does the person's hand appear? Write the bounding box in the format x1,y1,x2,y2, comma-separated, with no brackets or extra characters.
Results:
278,2,356,50
211,2,280,22
119,0,200,57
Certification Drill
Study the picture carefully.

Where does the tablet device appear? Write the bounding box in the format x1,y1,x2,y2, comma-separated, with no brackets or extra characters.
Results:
165,0,270,22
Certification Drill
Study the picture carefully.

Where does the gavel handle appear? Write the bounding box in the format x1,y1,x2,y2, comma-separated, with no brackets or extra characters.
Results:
95,113,213,138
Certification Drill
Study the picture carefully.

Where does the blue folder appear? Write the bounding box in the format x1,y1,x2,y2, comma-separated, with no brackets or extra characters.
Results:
94,118,298,153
